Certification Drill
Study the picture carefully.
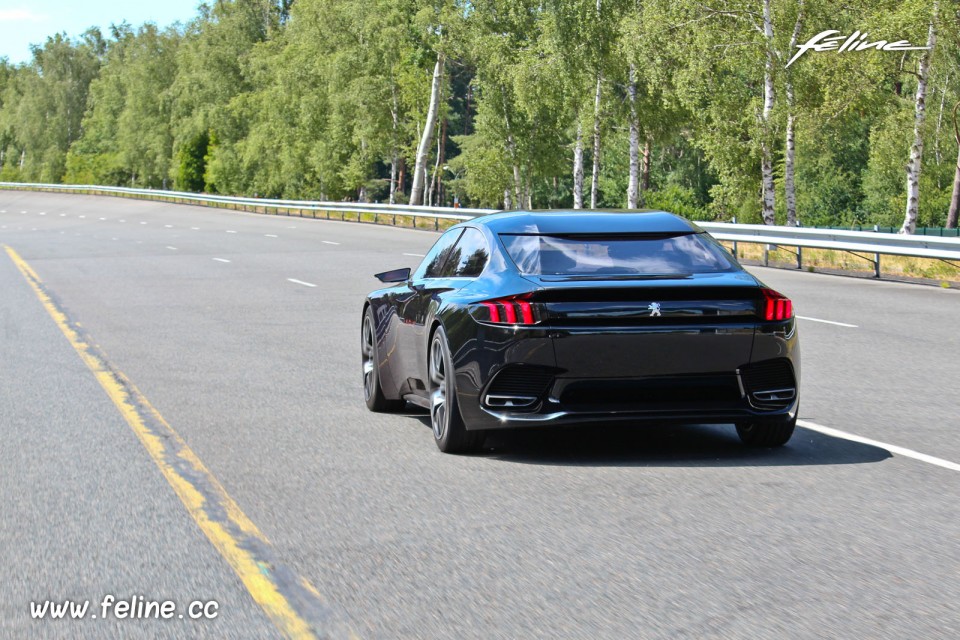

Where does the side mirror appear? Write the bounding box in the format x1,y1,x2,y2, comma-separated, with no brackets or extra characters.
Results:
375,267,411,283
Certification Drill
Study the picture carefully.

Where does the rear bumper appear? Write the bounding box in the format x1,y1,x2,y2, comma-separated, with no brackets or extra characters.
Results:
464,385,799,431
451,318,799,432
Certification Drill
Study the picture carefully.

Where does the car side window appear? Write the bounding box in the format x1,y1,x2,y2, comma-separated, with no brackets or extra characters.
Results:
448,228,489,277
414,229,464,280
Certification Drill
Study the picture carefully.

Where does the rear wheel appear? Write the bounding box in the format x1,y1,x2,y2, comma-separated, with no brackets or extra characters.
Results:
429,326,484,454
736,414,797,447
361,307,404,412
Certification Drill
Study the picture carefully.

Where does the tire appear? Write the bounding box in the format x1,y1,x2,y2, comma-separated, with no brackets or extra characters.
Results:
361,307,404,412
428,326,484,454
736,414,797,447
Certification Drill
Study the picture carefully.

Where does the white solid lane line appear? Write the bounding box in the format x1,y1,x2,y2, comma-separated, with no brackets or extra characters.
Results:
213,258,231,263
287,278,317,288
322,241,340,245
403,252,425,257
796,315,858,328
798,420,960,472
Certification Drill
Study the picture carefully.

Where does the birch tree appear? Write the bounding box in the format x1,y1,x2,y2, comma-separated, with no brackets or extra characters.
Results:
900,0,939,234
948,101,960,229
783,0,804,226
627,64,640,208
759,0,776,224
410,51,445,205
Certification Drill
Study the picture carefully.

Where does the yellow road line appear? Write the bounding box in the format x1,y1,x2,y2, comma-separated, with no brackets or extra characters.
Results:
4,245,356,640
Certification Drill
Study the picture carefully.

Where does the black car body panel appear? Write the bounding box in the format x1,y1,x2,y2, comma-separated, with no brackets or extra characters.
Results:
363,210,800,432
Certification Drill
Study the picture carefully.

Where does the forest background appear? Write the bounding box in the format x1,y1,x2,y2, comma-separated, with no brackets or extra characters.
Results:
0,0,957,232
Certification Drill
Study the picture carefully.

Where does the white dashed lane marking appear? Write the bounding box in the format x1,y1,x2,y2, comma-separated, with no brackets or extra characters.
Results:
799,420,960,472
403,253,425,257
213,258,231,263
287,278,317,288
322,241,340,246
797,316,858,328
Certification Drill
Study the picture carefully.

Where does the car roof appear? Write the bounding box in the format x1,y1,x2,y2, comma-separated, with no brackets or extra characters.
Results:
465,210,703,235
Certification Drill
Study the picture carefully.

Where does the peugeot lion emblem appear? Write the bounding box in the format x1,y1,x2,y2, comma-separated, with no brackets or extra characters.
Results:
648,302,662,317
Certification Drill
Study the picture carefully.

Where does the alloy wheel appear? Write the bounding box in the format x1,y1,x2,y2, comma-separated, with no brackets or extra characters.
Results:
429,336,447,440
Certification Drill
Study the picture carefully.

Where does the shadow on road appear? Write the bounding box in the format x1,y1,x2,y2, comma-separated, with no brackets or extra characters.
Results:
407,412,890,468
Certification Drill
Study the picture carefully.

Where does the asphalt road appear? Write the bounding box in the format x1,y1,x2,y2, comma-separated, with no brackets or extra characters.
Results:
1,191,958,639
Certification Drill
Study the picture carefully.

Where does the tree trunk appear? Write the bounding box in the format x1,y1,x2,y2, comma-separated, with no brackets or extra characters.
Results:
502,89,523,208
389,88,399,204
627,65,640,209
397,157,406,197
948,151,960,229
428,112,443,206
760,0,776,225
934,77,949,167
503,188,513,210
590,72,602,209
784,0,804,227
359,138,369,202
642,137,651,193
410,51,445,206
901,5,937,235
573,121,584,209
438,115,447,205
947,101,960,229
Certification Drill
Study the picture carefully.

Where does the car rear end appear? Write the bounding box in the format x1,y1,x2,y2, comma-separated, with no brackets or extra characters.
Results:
457,225,799,431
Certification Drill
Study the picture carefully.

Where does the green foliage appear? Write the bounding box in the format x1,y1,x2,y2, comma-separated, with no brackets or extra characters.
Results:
175,131,209,191
0,0,956,230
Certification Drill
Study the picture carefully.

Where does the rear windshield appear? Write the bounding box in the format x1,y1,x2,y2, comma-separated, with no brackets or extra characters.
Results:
499,232,737,276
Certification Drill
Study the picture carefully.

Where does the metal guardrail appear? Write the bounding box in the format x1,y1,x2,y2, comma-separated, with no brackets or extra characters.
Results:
0,182,488,228
3,181,959,277
698,222,960,277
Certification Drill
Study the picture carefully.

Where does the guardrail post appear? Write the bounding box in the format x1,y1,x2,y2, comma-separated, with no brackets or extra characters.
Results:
763,245,769,266
434,217,439,231
874,254,881,278
797,246,802,270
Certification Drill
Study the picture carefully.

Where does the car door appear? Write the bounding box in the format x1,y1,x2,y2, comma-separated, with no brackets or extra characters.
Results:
395,228,464,394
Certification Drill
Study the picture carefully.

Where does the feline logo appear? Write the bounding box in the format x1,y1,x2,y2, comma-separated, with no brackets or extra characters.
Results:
648,302,662,317
786,30,931,68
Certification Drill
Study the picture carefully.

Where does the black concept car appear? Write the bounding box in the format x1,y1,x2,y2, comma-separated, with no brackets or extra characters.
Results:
361,210,800,453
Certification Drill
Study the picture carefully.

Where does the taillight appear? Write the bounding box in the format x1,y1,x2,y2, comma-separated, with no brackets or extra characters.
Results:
479,298,538,325
760,288,793,321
